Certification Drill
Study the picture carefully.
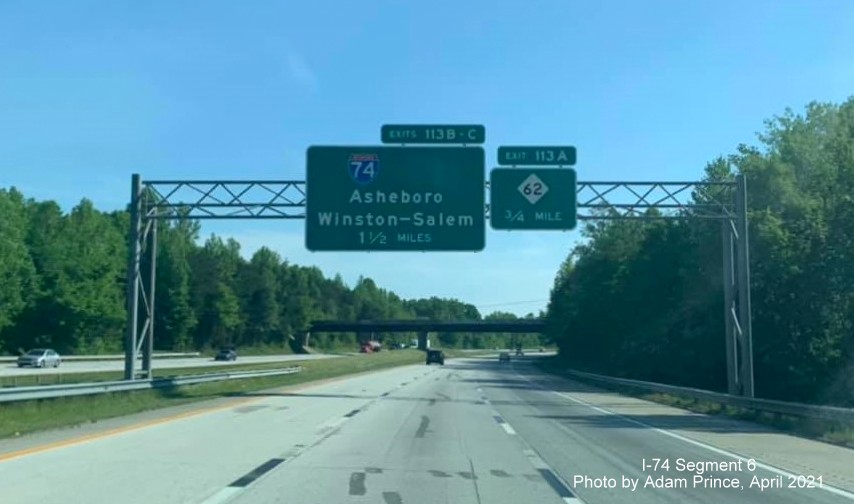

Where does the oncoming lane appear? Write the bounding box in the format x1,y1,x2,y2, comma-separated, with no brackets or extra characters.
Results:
0,353,337,377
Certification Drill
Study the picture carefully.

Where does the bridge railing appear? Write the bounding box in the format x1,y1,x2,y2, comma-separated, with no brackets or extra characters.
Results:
308,319,547,333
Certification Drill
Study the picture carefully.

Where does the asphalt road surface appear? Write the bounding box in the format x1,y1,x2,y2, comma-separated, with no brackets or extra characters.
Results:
0,354,338,377
1,355,853,504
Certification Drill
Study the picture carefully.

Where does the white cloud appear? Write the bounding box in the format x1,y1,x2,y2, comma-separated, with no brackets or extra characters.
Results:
285,49,318,92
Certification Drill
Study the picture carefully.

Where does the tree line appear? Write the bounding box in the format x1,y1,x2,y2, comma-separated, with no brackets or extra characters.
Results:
0,192,544,355
547,98,854,406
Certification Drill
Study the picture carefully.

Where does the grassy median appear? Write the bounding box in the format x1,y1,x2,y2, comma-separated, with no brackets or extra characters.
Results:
534,357,854,449
0,350,425,439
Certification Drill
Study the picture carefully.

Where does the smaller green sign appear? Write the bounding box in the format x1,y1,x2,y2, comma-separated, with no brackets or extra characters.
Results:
490,168,577,230
497,146,577,166
381,124,485,144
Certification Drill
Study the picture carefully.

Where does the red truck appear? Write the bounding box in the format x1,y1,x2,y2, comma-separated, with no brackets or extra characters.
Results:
360,341,382,353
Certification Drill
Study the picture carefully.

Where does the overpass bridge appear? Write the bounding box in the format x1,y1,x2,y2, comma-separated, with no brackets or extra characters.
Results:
307,319,546,350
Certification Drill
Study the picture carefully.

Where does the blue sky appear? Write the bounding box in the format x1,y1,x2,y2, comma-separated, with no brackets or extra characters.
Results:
2,1,853,316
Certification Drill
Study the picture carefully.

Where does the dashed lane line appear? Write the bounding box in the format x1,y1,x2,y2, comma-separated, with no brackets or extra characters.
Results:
514,368,854,502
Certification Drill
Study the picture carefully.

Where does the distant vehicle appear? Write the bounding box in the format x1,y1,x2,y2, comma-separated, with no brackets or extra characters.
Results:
499,352,511,363
360,341,382,353
425,349,445,365
17,349,61,368
214,347,237,361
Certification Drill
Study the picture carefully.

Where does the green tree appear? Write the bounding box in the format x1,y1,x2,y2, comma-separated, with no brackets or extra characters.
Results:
189,236,244,349
153,219,198,351
240,247,282,347
546,97,854,405
0,188,38,350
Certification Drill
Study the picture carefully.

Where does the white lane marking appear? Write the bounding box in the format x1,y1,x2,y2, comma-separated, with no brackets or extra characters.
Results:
523,449,584,502
523,448,549,469
198,486,242,504
316,417,347,431
493,412,518,435
517,372,854,502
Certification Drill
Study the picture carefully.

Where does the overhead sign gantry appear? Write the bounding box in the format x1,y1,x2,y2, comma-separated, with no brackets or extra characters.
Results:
125,122,754,399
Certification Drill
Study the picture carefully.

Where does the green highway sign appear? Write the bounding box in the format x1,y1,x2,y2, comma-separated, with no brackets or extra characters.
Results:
497,146,577,166
381,124,486,144
490,168,577,230
306,146,485,251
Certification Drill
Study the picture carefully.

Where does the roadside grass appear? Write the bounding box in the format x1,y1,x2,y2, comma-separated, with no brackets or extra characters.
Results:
0,350,424,439
534,357,854,449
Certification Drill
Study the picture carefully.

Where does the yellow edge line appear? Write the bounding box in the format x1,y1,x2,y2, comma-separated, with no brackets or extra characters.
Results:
0,395,261,463
0,360,420,464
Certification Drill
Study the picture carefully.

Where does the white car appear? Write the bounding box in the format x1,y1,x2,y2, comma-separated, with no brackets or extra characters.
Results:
17,349,62,368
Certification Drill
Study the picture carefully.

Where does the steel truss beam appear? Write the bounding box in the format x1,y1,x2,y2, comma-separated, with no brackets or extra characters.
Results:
125,174,754,397
576,181,735,220
144,180,306,219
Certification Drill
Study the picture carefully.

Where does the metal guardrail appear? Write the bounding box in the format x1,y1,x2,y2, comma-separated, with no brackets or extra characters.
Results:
565,369,854,424
0,366,302,403
0,352,201,363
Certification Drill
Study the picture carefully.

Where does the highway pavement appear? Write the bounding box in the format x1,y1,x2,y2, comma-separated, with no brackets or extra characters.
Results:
0,353,338,377
1,355,853,503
